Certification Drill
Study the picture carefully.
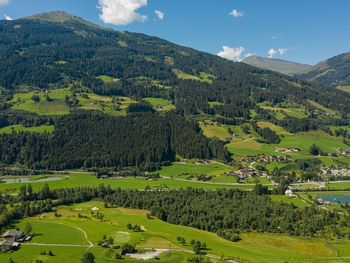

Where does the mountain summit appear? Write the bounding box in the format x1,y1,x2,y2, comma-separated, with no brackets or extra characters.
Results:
243,55,312,76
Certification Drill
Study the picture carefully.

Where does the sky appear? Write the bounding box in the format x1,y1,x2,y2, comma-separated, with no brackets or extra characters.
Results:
1,0,350,65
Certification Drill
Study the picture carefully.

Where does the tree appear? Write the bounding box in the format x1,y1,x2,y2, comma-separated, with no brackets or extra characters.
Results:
121,243,137,255
81,252,95,263
24,223,32,235
31,95,40,103
310,144,321,156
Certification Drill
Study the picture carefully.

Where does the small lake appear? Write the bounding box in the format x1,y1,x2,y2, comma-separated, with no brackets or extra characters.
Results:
1,177,63,184
318,195,350,204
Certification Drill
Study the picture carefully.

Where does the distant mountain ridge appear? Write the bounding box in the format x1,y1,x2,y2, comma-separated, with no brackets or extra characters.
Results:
243,55,312,76
299,51,350,88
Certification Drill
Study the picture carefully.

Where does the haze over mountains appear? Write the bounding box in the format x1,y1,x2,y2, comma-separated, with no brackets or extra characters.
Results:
243,53,350,89
243,56,312,76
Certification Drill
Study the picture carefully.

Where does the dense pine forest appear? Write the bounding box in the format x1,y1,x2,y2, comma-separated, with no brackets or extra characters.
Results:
0,111,229,170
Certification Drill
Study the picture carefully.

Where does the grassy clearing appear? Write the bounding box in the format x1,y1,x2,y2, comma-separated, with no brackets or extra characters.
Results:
4,201,350,263
208,101,223,107
11,88,71,115
199,121,230,141
307,100,338,115
336,86,350,93
257,121,292,136
0,124,54,134
270,195,308,207
259,105,308,119
228,131,349,157
97,75,119,83
172,69,214,84
158,162,232,177
143,98,175,111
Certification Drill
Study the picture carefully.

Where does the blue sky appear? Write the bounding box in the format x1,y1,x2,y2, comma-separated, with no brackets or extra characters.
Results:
1,0,349,65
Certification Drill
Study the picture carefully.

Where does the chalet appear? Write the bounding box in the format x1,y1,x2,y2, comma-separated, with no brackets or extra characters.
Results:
285,190,297,198
0,238,20,252
240,155,292,164
1,230,25,241
337,148,350,156
195,160,210,165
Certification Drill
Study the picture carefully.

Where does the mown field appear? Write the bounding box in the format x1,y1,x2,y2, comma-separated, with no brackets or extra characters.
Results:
3,201,350,263
9,88,136,116
0,173,255,194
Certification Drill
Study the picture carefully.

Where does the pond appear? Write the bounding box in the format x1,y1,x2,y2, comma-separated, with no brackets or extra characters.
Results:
1,176,64,184
318,195,350,204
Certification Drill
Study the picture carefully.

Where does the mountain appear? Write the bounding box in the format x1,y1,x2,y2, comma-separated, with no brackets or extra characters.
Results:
299,51,350,88
0,11,349,117
243,55,312,76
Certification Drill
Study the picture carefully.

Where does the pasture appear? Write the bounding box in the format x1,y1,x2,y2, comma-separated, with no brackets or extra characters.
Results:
143,98,175,111
0,124,54,134
3,201,350,263
0,173,255,194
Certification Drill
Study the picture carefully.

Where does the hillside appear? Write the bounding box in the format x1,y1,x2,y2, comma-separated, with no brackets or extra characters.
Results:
0,11,350,172
300,51,350,88
243,55,312,75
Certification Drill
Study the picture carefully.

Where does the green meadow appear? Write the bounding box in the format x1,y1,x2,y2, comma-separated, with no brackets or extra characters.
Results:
3,201,350,263
0,124,54,134
143,97,175,111
0,173,254,194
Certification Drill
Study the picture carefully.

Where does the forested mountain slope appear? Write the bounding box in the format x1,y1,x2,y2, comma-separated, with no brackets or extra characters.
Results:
0,11,349,115
300,51,350,88
243,55,311,76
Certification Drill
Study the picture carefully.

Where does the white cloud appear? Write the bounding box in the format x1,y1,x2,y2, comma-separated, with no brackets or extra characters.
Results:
244,53,254,58
278,48,287,55
0,0,9,6
217,46,245,62
229,9,244,18
155,10,164,20
98,0,148,26
4,14,12,21
268,48,277,58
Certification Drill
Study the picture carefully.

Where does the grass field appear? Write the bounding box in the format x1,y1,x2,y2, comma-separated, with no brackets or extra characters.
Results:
0,124,54,134
172,69,214,84
97,75,119,83
143,98,175,111
307,99,338,115
3,201,350,263
199,122,231,140
0,173,255,194
11,88,71,115
228,130,349,158
259,105,308,119
10,88,136,117
336,86,350,93
257,121,292,136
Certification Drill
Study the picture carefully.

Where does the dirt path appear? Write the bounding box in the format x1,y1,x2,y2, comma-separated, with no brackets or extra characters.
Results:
56,222,94,247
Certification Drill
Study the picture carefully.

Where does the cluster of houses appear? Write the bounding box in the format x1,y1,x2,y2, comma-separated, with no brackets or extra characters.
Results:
195,160,210,165
322,168,350,177
275,147,300,153
227,168,268,180
240,155,293,164
0,230,30,252
337,148,350,156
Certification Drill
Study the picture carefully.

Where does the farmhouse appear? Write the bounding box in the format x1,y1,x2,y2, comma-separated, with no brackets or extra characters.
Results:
228,168,267,180
337,148,350,156
285,190,297,198
322,168,350,177
275,147,300,153
195,160,210,165
0,238,20,252
240,155,292,164
1,230,25,241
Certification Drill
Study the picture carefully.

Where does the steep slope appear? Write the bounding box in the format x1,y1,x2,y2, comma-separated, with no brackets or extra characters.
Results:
243,55,311,75
300,51,350,87
0,11,349,115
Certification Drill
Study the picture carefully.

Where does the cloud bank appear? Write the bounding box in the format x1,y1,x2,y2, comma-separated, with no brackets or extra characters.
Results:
4,14,12,20
217,46,245,62
98,0,148,26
